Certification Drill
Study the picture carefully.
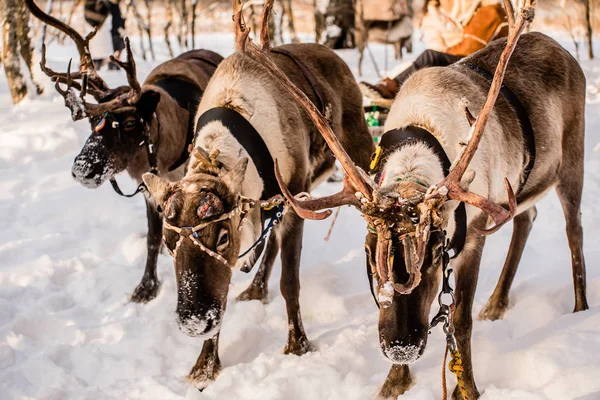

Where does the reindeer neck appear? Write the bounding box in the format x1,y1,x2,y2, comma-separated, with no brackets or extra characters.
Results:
194,118,265,201
127,90,190,183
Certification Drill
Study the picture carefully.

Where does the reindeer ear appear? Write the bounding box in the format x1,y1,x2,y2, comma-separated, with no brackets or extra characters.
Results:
222,157,248,192
143,173,173,211
136,90,161,120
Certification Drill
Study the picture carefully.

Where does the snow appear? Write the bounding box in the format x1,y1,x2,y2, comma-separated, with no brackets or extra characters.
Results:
1,32,600,400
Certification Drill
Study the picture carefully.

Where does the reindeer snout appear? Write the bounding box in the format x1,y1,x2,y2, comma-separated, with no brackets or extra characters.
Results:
176,306,223,338
71,156,112,188
380,337,426,364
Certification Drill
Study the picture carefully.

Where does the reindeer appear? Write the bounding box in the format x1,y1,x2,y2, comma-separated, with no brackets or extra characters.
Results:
273,1,589,398
25,0,223,303
140,0,373,388
355,0,413,76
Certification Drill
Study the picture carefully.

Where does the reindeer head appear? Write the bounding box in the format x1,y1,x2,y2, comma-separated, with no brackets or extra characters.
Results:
25,0,161,188
71,81,161,188
142,149,252,337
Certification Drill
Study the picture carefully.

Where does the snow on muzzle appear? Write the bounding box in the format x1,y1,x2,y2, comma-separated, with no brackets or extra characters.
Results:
175,268,229,338
176,306,223,338
71,134,118,188
379,335,427,364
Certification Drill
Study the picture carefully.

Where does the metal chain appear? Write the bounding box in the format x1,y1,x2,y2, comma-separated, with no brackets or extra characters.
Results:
429,237,470,400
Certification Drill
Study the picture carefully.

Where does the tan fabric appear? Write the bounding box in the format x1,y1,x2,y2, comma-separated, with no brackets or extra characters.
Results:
421,0,507,55
361,0,410,21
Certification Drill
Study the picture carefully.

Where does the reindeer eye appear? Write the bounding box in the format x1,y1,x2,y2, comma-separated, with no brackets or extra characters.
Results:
124,119,136,129
216,229,230,253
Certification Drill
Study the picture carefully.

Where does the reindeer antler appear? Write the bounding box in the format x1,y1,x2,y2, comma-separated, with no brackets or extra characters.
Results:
232,0,375,206
425,0,536,235
25,0,143,120
25,0,109,95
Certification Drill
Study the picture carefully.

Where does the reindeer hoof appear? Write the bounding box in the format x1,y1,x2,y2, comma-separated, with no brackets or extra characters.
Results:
283,335,312,356
479,297,508,321
130,278,161,303
378,365,412,399
186,363,221,390
236,285,269,304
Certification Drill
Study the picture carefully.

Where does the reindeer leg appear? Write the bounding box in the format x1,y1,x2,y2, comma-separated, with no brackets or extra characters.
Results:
186,334,222,390
556,164,589,312
131,198,162,303
451,226,486,400
279,212,312,355
237,232,280,303
394,41,402,60
480,206,537,320
378,365,412,399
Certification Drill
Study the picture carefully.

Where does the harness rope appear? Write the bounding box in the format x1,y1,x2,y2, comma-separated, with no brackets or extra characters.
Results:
163,195,286,267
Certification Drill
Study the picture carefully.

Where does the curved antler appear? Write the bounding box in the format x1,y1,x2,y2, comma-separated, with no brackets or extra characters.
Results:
233,0,376,207
110,38,142,101
25,0,109,93
426,1,536,234
274,160,361,220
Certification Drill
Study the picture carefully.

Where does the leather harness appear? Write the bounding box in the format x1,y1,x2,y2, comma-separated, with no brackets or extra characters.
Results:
191,48,328,264
270,47,326,114
195,107,282,201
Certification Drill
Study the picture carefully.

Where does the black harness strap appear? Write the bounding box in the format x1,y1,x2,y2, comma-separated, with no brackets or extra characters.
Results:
151,77,204,172
195,107,283,267
270,47,327,114
371,127,467,258
195,107,281,201
463,63,536,194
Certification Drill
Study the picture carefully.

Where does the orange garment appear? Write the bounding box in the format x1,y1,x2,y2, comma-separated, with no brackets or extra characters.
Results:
446,3,509,56
421,1,508,56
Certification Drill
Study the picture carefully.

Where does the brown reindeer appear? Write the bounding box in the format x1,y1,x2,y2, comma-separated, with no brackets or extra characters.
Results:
273,1,589,398
355,0,413,76
141,0,373,389
25,0,223,303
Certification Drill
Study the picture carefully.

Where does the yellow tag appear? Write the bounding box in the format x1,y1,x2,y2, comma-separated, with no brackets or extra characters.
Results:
370,146,382,171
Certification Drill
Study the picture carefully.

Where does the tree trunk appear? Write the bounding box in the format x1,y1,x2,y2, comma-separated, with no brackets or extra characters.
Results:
191,0,198,49
584,0,594,59
314,0,325,43
280,0,298,42
2,0,29,104
143,0,155,60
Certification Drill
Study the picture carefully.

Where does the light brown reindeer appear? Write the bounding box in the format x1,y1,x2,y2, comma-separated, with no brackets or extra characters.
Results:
141,0,373,389
25,0,223,303
266,1,589,398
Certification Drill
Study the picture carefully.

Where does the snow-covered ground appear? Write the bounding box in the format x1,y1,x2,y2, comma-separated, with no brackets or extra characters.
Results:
1,32,600,400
